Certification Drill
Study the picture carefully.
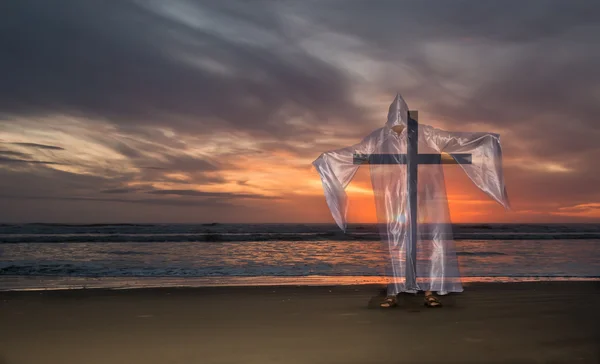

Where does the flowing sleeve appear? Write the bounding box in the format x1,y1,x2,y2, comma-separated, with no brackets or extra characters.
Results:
312,131,379,232
424,126,511,210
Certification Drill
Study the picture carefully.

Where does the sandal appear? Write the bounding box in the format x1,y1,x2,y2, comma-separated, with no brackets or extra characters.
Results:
380,296,397,308
424,294,442,308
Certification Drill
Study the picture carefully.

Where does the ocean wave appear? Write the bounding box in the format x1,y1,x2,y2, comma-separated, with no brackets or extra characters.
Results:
456,251,506,256
0,262,381,277
1,261,598,280
106,251,153,256
1,232,600,243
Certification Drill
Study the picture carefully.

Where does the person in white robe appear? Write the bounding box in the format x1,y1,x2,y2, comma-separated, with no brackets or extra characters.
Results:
313,93,510,307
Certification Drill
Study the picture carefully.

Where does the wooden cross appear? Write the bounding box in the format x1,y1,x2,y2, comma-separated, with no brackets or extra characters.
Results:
353,110,472,291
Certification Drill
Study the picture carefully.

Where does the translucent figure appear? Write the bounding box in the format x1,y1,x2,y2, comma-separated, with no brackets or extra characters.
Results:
313,94,510,295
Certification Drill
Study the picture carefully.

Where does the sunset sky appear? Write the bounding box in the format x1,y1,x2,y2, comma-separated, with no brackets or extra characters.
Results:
1,1,599,224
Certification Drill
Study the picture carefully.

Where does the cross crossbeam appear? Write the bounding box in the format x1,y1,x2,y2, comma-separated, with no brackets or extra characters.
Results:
353,153,472,165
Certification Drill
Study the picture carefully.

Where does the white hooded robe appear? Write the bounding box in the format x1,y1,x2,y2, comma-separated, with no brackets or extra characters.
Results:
313,94,510,295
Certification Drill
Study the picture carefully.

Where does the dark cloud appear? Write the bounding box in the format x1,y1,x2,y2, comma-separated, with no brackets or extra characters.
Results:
301,1,600,125
91,128,223,173
6,142,64,150
3,142,65,150
1,1,598,134
0,166,253,223
0,157,64,165
100,187,148,194
0,194,234,208
0,0,364,138
161,155,220,173
298,0,600,45
139,166,168,170
128,165,226,187
0,150,31,158
147,189,280,200
0,141,65,150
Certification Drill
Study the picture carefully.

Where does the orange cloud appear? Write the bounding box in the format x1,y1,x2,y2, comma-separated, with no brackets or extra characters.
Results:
552,203,600,218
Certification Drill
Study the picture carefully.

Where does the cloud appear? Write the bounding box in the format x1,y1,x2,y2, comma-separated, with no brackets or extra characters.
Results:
0,165,117,197
0,150,30,158
147,189,280,200
303,1,600,125
0,157,64,165
5,142,65,150
0,0,598,222
0,193,234,207
551,202,600,218
100,187,148,194
558,203,600,212
0,0,365,138
160,154,220,173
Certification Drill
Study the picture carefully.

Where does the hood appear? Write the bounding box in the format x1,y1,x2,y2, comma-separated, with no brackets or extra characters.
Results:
385,93,410,128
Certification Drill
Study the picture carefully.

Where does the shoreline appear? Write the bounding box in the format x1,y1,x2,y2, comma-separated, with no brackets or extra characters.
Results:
1,275,600,292
2,279,597,293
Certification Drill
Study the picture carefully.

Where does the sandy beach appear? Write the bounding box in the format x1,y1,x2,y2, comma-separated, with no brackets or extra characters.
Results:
0,281,598,364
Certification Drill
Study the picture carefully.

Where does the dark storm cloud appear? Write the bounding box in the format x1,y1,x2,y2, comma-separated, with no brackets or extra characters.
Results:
0,0,363,137
300,0,600,124
2,1,596,141
301,0,599,45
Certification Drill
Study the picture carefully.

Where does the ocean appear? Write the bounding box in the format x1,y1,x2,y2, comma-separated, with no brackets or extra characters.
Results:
1,223,599,291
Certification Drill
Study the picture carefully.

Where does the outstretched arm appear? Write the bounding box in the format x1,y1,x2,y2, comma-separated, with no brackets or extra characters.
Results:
424,126,511,210
312,131,380,232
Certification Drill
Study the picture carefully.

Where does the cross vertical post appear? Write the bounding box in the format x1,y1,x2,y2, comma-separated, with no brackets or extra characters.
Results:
352,111,473,292
406,110,419,291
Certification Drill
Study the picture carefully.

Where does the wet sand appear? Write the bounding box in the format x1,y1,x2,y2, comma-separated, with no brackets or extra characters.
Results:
0,281,598,364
